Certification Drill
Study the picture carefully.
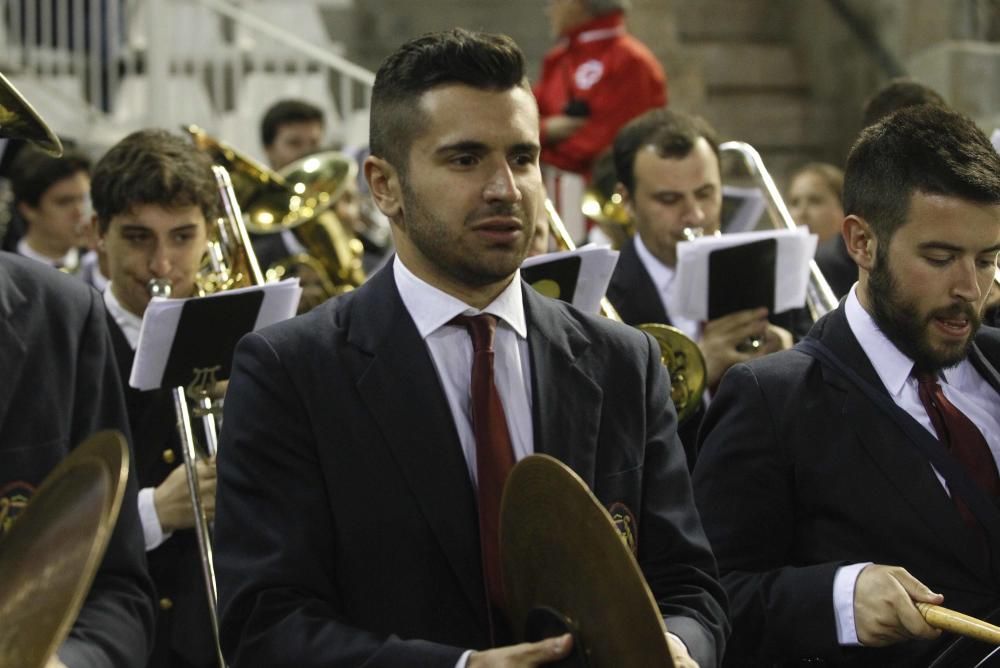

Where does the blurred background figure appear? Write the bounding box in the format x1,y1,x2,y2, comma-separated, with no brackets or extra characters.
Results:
787,162,844,246
261,99,326,172
4,146,91,272
535,0,666,242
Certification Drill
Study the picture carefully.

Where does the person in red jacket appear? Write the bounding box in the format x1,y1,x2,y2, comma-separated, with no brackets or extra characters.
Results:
535,0,667,177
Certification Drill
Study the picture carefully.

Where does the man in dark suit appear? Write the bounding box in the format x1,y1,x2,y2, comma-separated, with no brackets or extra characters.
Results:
214,28,727,668
605,108,795,464
693,105,1000,666
90,129,220,668
0,250,155,667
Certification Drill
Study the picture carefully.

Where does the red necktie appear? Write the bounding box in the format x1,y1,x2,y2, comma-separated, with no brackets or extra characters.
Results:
452,314,516,613
916,371,1000,527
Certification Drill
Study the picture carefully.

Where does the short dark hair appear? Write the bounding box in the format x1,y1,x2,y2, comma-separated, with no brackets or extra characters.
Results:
369,28,529,175
844,105,1000,245
612,107,719,195
11,147,90,207
861,78,947,128
91,129,218,233
260,99,325,147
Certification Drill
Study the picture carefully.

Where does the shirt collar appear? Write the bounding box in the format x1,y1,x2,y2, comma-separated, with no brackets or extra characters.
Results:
103,283,143,350
17,238,78,270
844,284,968,394
392,255,528,340
633,232,675,294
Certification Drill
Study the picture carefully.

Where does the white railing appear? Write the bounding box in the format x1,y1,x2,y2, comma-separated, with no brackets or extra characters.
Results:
0,0,373,159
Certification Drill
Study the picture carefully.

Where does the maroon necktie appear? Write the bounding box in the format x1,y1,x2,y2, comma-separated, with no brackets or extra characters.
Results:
916,371,1000,527
452,314,516,613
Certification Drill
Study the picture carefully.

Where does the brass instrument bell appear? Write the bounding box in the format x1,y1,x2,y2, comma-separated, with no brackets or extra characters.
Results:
0,72,63,157
581,188,632,250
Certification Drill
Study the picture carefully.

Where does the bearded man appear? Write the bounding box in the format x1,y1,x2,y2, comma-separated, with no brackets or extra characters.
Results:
692,104,1000,667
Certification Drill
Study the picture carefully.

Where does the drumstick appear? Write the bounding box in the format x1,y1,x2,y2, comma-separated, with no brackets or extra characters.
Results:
916,603,1000,644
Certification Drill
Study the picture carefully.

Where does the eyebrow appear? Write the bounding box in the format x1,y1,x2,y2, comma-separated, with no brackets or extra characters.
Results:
434,140,541,156
918,241,1000,254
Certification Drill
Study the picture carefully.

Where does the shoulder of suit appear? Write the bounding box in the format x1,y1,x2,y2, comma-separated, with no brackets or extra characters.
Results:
0,251,99,315
975,325,1000,362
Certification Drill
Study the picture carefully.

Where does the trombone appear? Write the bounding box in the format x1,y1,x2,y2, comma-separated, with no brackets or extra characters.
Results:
719,141,839,321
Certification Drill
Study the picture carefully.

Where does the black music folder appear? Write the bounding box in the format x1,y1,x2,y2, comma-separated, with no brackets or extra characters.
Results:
129,279,301,391
707,238,777,319
520,246,619,314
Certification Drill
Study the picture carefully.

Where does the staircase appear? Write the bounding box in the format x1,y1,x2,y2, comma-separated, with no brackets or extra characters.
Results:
669,0,819,184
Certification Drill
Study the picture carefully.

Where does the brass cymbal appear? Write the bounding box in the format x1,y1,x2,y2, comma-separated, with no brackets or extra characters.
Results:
637,323,707,424
0,431,129,668
501,454,674,667
0,71,63,157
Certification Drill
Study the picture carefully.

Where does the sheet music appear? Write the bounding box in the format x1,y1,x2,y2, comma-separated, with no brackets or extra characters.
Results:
669,229,817,321
129,278,302,390
522,244,619,314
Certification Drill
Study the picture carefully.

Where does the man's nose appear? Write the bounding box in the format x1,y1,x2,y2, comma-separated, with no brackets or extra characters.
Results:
951,259,983,302
149,244,172,277
483,163,522,203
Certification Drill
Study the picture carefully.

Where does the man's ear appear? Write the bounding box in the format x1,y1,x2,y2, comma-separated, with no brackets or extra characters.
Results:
16,201,38,227
363,155,402,221
843,214,877,271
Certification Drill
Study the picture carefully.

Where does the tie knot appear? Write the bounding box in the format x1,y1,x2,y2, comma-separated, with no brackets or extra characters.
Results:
914,370,941,389
452,314,497,353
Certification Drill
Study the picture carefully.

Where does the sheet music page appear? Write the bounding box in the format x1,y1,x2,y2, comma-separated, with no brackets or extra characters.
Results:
129,278,302,390
669,229,817,321
521,244,620,314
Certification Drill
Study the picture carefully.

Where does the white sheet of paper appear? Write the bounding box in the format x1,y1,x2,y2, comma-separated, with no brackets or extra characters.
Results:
521,244,620,314
668,229,817,321
129,278,302,390
992,128,1000,154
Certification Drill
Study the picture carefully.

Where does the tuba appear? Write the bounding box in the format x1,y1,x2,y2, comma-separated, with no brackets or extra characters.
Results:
185,125,364,300
545,200,706,423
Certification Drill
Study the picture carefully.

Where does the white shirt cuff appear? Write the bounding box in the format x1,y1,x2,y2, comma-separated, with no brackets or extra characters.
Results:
833,562,872,645
455,649,473,668
138,486,172,551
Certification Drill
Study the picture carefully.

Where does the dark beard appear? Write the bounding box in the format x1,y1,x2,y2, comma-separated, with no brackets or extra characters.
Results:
867,250,981,373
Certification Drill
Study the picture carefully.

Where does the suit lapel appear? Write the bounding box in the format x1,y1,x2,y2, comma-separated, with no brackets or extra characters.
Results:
349,269,487,627
0,259,29,431
608,239,670,326
523,285,603,485
818,308,992,578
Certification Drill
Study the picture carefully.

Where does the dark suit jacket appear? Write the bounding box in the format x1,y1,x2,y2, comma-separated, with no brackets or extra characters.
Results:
215,264,728,668
692,304,1000,667
0,251,155,667
107,320,215,668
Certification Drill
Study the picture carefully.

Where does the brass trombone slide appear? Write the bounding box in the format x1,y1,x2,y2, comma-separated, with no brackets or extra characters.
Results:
719,141,839,321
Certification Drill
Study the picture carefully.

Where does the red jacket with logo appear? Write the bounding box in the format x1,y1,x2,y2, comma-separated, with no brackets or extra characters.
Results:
534,11,668,177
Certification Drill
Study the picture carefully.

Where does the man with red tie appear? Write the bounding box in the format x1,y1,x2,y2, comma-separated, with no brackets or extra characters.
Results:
693,105,1000,666
213,28,725,668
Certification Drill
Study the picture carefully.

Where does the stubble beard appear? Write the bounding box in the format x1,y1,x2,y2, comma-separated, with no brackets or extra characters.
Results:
400,180,532,288
867,249,981,373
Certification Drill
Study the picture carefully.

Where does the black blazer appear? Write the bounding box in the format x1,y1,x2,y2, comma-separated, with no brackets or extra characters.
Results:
107,320,215,668
0,252,154,667
693,304,1000,667
214,264,728,668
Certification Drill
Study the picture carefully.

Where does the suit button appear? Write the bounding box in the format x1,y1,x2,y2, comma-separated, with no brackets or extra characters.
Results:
159,597,173,611
162,449,176,464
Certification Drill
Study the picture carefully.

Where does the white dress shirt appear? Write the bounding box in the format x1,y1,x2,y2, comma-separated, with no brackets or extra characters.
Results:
104,284,172,552
393,256,534,668
832,284,1000,644
17,237,79,271
633,232,702,341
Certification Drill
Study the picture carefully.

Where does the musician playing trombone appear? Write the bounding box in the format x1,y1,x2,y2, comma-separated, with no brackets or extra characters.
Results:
91,129,220,668
693,105,1000,666
214,28,727,668
605,108,796,465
